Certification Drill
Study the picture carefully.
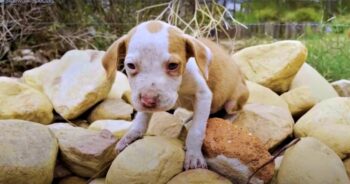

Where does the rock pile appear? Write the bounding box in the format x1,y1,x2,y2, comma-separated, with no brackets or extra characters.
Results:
0,40,349,184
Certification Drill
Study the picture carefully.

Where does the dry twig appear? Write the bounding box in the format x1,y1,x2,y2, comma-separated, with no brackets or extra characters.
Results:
136,0,247,52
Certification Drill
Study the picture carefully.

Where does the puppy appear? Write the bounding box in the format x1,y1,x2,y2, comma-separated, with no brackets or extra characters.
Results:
102,20,249,170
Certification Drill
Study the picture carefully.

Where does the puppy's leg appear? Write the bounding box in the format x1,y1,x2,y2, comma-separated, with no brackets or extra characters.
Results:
224,87,249,122
116,112,152,153
185,87,212,170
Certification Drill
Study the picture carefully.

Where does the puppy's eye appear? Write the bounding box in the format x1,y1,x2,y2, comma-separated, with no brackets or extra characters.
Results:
126,63,136,70
167,63,179,71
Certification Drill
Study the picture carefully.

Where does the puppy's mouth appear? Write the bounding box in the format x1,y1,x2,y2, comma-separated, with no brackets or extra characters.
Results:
135,101,176,112
140,104,174,112
132,92,177,112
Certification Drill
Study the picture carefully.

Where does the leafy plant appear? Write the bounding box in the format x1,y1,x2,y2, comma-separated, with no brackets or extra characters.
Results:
330,14,350,34
255,8,278,22
282,8,322,22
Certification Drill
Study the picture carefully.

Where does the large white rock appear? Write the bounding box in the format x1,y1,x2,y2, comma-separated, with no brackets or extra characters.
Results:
0,77,53,124
88,119,132,139
48,122,74,131
307,124,350,159
88,98,133,122
52,126,117,177
22,50,115,119
290,63,339,101
246,81,289,110
106,136,185,184
174,108,193,123
167,169,232,184
233,104,294,150
89,178,105,184
280,86,318,116
232,40,307,93
294,97,350,158
276,137,350,184
0,120,58,184
332,79,350,97
146,112,184,138
295,97,350,136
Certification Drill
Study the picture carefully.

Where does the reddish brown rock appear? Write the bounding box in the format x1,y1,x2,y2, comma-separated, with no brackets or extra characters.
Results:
204,118,274,184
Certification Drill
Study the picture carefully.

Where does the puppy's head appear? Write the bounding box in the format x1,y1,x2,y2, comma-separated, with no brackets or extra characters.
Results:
103,20,210,112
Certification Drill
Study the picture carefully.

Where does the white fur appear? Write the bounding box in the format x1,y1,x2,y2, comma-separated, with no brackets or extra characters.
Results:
115,112,152,151
182,58,212,169
125,21,180,112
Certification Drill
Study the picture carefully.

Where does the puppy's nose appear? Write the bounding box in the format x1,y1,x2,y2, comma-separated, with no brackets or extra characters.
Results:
140,93,159,108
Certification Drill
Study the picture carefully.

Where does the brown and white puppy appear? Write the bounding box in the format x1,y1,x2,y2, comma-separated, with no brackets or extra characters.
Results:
102,20,249,170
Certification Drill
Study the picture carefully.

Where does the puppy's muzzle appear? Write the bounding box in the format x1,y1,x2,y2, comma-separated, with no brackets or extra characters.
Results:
140,92,159,108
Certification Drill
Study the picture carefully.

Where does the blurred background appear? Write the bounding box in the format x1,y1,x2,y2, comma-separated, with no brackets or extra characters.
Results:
1,0,349,81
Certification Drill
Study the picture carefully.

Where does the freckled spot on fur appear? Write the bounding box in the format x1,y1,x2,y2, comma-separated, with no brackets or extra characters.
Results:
168,27,187,74
52,76,61,85
89,51,100,62
146,21,163,33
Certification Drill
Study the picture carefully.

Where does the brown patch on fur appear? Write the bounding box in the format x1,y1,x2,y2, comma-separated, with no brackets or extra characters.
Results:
184,37,210,80
196,38,249,114
168,27,187,75
146,21,163,33
52,76,61,85
102,28,136,78
90,51,100,62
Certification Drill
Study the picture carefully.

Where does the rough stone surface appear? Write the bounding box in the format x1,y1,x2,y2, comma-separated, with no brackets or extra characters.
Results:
246,81,289,110
276,137,350,184
89,178,106,184
290,63,339,101
58,176,86,184
88,119,132,139
54,160,72,179
48,122,74,131
204,118,274,184
0,77,53,124
88,98,133,122
0,120,58,184
146,112,184,138
174,108,193,123
332,79,350,97
294,97,350,158
22,50,114,119
52,127,117,177
280,86,318,116
307,124,350,159
106,136,185,184
167,169,232,184
233,104,294,150
232,40,307,93
107,71,131,99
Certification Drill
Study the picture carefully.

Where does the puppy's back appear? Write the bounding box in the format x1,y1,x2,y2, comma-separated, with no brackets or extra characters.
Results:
198,38,248,113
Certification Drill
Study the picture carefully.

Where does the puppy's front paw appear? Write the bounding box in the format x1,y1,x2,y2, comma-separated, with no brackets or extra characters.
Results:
184,150,207,170
116,131,143,153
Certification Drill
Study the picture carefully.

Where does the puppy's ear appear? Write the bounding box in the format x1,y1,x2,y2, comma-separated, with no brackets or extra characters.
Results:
102,35,128,78
184,35,210,80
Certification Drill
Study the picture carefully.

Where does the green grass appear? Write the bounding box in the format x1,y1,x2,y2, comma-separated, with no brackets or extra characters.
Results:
233,32,350,82
301,33,350,82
